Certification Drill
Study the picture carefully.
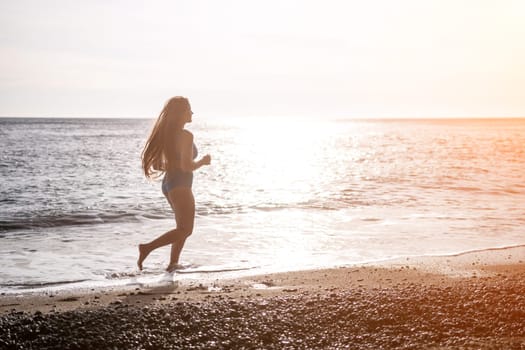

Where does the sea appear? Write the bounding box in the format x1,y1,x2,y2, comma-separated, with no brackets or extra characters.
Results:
1,117,524,293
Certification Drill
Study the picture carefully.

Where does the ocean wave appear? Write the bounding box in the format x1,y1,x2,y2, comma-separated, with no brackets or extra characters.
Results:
0,279,90,289
0,211,147,232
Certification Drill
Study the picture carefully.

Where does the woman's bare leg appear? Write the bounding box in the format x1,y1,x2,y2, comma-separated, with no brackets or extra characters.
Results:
166,242,185,272
137,188,194,270
167,189,195,271
137,228,183,270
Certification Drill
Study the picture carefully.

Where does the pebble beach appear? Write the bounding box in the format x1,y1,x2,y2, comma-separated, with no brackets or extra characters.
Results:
1,246,524,349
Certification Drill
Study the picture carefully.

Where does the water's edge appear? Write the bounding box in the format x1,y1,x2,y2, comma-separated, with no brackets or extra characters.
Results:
2,243,523,296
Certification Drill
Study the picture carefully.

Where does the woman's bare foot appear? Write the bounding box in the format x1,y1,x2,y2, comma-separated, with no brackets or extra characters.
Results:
137,244,150,270
166,262,184,273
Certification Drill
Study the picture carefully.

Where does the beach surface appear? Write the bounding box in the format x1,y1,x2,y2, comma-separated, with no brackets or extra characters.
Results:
1,246,524,349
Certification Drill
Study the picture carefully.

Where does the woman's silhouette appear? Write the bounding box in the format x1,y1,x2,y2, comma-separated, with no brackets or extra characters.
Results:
138,96,211,272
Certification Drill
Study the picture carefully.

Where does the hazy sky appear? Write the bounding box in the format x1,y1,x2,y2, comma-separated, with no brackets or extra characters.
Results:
1,0,524,118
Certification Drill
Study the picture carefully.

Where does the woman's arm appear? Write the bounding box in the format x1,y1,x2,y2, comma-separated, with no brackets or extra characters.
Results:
180,131,211,172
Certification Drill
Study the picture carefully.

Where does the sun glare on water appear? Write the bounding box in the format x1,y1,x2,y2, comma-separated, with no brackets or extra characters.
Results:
232,118,341,207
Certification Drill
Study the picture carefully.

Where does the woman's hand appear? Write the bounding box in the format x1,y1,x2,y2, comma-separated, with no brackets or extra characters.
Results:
191,154,211,171
201,154,211,166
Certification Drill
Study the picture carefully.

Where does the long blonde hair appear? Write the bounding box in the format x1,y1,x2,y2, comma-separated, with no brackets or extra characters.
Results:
142,96,190,179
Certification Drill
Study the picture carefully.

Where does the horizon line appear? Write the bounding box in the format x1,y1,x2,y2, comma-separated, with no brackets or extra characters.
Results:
1,115,525,121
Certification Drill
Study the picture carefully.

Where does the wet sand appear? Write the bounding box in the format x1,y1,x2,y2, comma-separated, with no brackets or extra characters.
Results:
1,246,524,349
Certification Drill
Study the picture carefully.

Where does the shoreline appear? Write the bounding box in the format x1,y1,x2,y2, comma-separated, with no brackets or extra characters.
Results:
1,244,524,314
1,245,524,348
2,242,524,296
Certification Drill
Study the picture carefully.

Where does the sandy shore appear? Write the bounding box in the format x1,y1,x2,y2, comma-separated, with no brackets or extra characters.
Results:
1,246,524,349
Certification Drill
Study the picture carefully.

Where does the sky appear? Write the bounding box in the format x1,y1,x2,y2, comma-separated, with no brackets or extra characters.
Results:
1,0,525,119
